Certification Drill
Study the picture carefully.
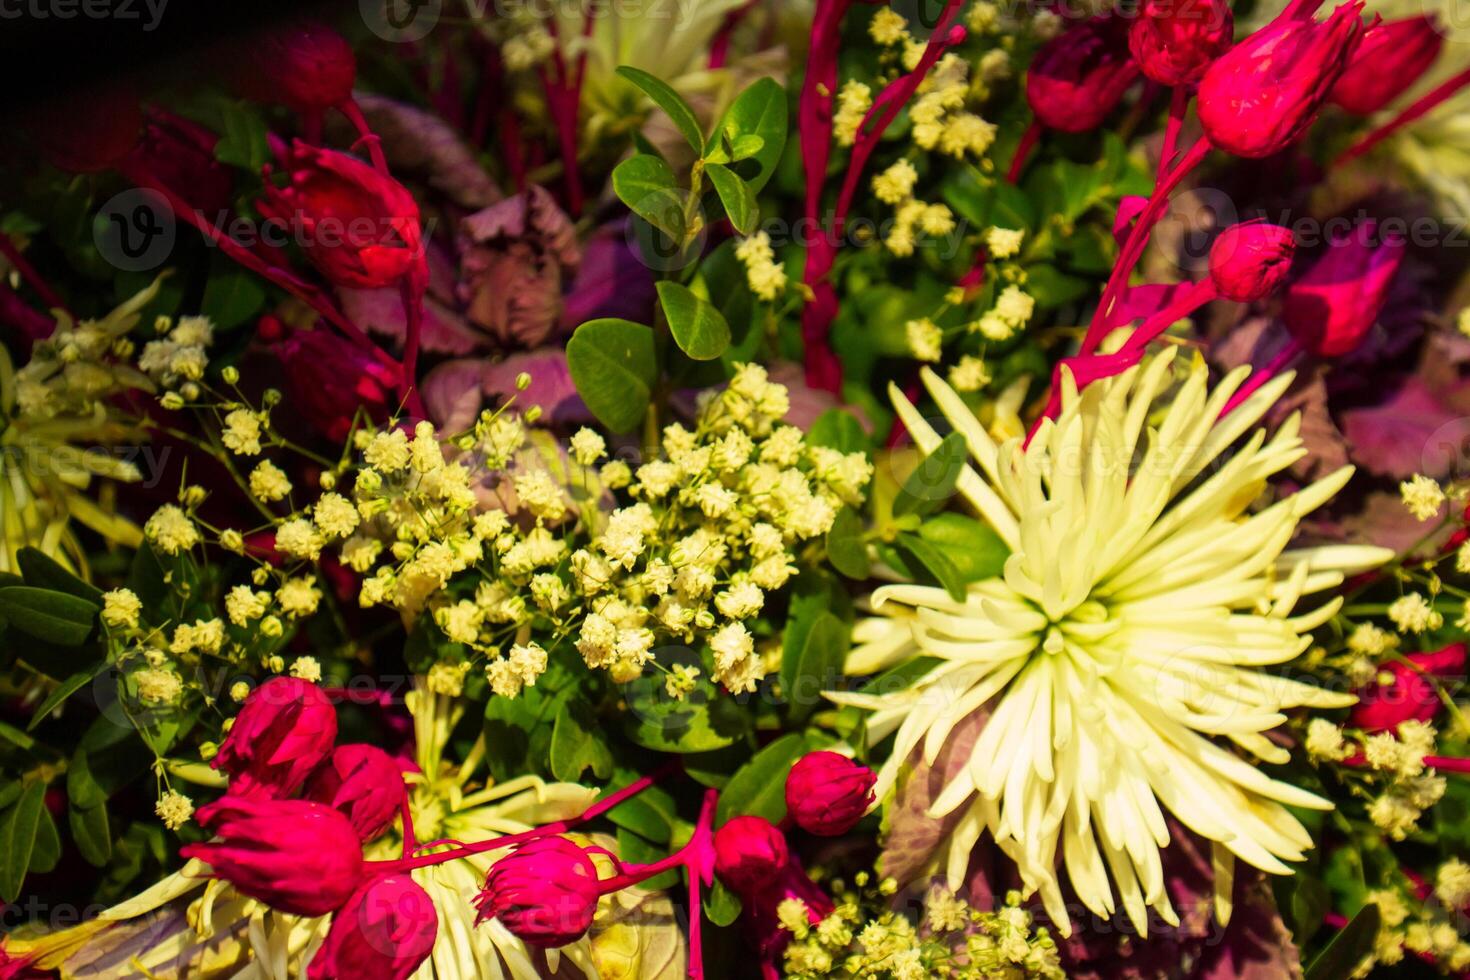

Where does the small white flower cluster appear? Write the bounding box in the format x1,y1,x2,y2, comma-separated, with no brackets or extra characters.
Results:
1360,720,1447,841
138,314,213,398
968,283,1035,341
735,231,788,302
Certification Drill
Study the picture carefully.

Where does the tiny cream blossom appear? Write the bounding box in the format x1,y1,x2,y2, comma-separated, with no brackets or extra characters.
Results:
289,657,322,682
135,667,183,705
1348,622,1398,656
834,80,873,146
248,460,292,502
314,493,360,538
735,232,788,302
872,160,918,205
948,355,991,392
986,227,1025,259
1400,473,1446,521
225,585,269,626
156,791,194,830
278,577,322,618
364,429,411,472
1305,718,1351,761
1436,859,1470,907
1388,593,1442,633
145,505,200,554
222,410,262,456
870,6,908,44
570,428,606,465
994,285,1035,326
101,588,142,629
275,518,324,561
906,318,943,362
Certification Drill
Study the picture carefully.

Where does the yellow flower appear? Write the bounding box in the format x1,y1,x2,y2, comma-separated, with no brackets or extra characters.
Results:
830,351,1391,936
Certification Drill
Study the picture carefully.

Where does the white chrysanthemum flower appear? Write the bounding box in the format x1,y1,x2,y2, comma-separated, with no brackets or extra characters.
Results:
829,350,1391,936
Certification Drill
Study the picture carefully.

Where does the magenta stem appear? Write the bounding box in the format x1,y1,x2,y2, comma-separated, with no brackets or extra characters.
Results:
338,97,389,174
1082,137,1211,355
1157,87,1188,184
399,796,418,859
1219,337,1303,417
0,233,69,315
1007,119,1041,184
398,277,427,418
1333,65,1470,170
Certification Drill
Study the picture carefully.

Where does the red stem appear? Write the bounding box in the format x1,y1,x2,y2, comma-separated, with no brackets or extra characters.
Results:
1219,337,1304,417
338,97,390,174
1333,65,1470,170
1008,119,1041,184
1158,87,1189,184
399,276,427,418
0,234,69,314
399,796,418,859
1082,137,1211,355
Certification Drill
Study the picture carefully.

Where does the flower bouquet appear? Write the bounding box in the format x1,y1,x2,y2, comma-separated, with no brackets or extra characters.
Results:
1,0,1470,976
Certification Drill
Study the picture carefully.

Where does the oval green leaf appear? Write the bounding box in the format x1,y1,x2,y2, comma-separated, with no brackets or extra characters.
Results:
566,318,658,434
656,281,730,361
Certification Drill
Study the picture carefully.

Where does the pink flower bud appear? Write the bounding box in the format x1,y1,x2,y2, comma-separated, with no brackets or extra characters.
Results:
473,837,603,948
1197,2,1366,158
182,798,363,917
1329,15,1444,115
713,816,789,894
235,22,357,113
213,677,337,799
1281,220,1405,357
784,752,876,837
1129,0,1234,86
257,141,427,290
1352,643,1465,732
1208,221,1297,302
308,875,438,980
304,744,406,842
1026,16,1141,133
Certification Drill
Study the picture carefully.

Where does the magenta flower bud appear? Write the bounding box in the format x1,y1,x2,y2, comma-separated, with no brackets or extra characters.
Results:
304,744,406,843
212,677,337,799
1282,220,1405,357
1129,0,1235,86
473,837,603,948
784,752,877,837
1026,16,1141,133
1197,2,1366,158
1208,221,1297,302
1351,643,1465,732
308,875,438,980
235,21,357,113
713,816,789,894
1329,15,1444,115
182,798,363,917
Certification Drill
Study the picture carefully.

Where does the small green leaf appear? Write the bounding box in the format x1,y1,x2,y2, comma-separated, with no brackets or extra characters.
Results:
214,100,269,173
622,659,751,754
29,807,60,874
67,748,109,810
0,720,35,751
729,134,765,160
617,66,706,152
826,507,871,580
17,548,102,604
715,78,788,193
0,783,45,902
808,410,870,453
705,163,757,235
27,669,97,732
896,533,967,603
716,733,813,825
566,318,658,434
893,432,967,518
704,879,743,926
0,586,99,646
1305,903,1380,980
780,611,849,723
200,263,268,331
915,513,1008,585
657,281,730,361
612,154,685,241
70,801,111,867
549,700,614,782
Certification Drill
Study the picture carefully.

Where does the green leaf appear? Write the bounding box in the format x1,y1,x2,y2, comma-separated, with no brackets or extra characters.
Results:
808,410,870,453
715,78,788,193
729,135,765,160
612,154,685,241
0,783,45,902
606,780,680,845
716,733,812,825
914,513,1008,585
826,507,871,580
0,586,99,646
549,700,614,782
704,163,757,236
1305,903,1380,980
67,748,109,809
70,801,111,867
657,281,730,361
704,878,743,926
617,66,705,152
214,100,269,172
896,533,967,602
17,548,102,604
1280,874,1329,949
200,263,267,331
27,669,98,732
29,807,60,874
780,611,849,723
0,720,35,751
622,662,751,754
893,432,967,518
566,318,658,434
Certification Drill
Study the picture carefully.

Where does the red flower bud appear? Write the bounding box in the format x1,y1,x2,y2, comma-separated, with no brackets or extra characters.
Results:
473,837,603,948
128,112,235,217
304,744,406,842
257,141,427,290
267,327,400,443
182,798,363,917
713,816,789,894
1208,221,1297,302
213,677,337,799
236,21,357,113
1026,16,1141,133
1129,0,1235,86
784,752,876,837
1351,643,1465,732
308,875,437,980
1329,15,1444,115
1197,2,1366,158
1281,220,1405,357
